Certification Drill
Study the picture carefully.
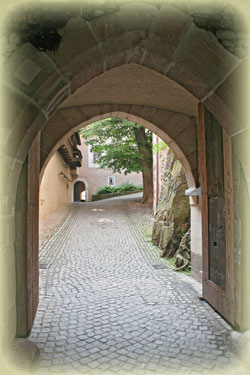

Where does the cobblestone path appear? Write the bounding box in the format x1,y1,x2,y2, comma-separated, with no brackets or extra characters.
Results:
31,194,239,375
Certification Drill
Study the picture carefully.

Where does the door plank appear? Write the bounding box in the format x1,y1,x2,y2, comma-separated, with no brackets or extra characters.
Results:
223,129,234,324
27,133,40,333
198,103,209,297
198,104,234,325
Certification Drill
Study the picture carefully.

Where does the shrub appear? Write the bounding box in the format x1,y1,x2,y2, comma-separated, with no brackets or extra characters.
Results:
97,183,143,195
97,186,115,194
118,183,143,192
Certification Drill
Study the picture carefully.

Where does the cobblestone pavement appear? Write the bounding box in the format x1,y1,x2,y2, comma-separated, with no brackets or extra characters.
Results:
31,194,240,375
39,204,72,249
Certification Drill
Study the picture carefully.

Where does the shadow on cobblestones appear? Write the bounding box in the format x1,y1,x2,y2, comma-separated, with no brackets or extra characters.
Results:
30,193,242,375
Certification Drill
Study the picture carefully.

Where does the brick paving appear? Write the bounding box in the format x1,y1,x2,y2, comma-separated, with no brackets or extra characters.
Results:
31,193,241,374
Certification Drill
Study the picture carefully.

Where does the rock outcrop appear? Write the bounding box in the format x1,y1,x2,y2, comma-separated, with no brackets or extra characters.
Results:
174,228,191,271
152,147,190,259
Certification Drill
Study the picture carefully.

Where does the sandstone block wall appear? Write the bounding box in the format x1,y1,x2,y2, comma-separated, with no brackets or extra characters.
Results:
1,0,249,359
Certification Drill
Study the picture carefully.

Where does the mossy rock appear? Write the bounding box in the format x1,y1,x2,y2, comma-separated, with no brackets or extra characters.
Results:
153,147,190,258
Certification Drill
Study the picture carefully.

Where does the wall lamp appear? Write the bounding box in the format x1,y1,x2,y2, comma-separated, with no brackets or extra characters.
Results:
58,172,72,183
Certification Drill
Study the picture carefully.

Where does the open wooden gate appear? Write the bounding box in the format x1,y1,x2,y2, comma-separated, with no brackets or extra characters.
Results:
198,103,234,325
27,133,40,334
16,133,40,337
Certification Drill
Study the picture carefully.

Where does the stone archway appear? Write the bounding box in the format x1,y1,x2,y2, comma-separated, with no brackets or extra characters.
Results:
41,110,201,287
41,109,197,190
1,1,250,351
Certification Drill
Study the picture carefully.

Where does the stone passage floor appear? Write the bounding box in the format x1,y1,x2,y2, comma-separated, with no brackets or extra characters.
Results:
31,194,239,375
39,204,72,249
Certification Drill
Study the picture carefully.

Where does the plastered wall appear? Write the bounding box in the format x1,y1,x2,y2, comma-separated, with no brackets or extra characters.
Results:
39,152,72,221
39,141,143,221
77,141,143,201
190,196,203,282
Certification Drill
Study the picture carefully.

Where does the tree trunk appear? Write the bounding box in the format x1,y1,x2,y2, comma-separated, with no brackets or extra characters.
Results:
141,167,153,204
134,127,153,204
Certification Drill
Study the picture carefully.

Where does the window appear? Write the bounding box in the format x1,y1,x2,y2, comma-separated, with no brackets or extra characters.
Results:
93,152,101,163
88,146,105,168
108,176,115,186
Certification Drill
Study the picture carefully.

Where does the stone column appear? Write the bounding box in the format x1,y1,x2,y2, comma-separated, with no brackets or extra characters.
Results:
189,196,202,282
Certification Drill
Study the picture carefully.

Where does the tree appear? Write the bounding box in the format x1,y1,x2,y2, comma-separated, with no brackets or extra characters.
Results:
79,118,153,204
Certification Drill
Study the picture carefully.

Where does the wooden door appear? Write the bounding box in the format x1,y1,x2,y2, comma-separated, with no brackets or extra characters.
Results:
16,133,40,337
198,104,234,325
27,133,40,333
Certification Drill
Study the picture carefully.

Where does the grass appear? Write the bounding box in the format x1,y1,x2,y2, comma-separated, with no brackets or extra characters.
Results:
143,227,191,275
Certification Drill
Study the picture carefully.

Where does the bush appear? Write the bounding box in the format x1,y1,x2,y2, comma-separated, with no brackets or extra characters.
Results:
97,183,143,195
116,183,143,192
96,186,115,194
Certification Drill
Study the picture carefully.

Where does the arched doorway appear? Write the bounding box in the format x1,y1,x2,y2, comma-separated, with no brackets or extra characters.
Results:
1,2,249,348
16,106,238,336
73,179,88,202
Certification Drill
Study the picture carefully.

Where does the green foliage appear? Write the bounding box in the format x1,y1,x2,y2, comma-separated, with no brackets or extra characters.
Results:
79,118,152,175
142,228,190,275
97,183,143,195
177,231,186,239
116,183,143,192
96,186,114,194
152,140,168,154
